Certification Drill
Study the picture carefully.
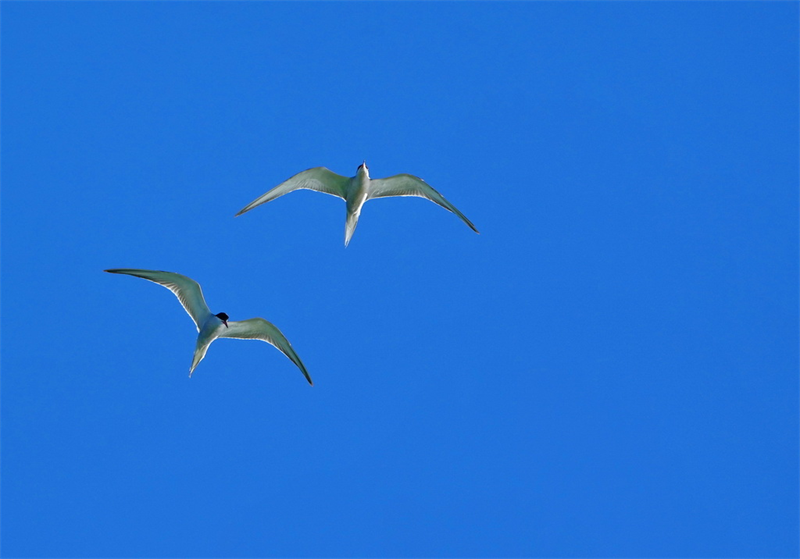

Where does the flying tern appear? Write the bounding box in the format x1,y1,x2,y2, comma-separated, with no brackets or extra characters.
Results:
235,162,479,246
105,269,312,384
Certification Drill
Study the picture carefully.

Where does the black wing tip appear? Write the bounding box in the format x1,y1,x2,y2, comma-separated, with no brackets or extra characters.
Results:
236,204,257,217
462,219,479,234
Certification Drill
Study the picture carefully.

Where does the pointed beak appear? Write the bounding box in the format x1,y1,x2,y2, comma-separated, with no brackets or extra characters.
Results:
223,320,228,328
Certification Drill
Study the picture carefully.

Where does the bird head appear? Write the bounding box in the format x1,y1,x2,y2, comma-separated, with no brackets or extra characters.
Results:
357,161,369,176
215,312,229,328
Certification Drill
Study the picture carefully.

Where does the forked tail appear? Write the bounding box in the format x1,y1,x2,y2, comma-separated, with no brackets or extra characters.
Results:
189,340,211,377
344,207,362,247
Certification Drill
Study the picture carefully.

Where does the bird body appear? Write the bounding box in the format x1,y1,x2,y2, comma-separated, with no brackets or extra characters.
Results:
236,162,478,246
192,312,229,374
344,164,371,245
105,268,312,384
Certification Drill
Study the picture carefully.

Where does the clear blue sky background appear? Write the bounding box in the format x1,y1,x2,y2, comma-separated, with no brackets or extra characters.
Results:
2,3,798,558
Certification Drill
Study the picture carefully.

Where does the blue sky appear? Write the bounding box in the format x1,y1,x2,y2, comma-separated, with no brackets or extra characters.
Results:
2,2,798,558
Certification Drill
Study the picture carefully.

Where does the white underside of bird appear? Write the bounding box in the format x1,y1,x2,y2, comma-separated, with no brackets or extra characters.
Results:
235,162,479,246
105,269,312,384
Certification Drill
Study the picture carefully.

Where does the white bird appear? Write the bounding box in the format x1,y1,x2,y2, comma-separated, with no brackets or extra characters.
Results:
104,269,312,384
235,162,479,246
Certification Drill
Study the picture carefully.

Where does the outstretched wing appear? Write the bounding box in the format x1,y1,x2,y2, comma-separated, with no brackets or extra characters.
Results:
220,318,313,385
235,167,349,216
104,269,212,331
367,174,479,233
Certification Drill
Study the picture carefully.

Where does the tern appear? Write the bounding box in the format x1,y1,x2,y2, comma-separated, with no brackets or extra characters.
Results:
105,269,312,384
235,162,479,246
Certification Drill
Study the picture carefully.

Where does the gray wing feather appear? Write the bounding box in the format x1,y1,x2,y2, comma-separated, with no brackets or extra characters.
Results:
367,174,479,233
104,269,212,331
220,318,313,385
236,167,349,216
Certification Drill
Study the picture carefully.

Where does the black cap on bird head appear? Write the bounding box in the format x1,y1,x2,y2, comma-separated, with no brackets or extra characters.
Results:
357,161,368,172
215,312,229,327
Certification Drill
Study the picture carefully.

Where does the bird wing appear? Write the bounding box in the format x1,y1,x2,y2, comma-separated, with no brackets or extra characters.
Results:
235,167,350,216
104,269,212,331
219,318,313,385
367,174,479,233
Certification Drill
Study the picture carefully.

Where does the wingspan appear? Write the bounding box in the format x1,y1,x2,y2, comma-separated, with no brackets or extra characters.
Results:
220,318,313,385
367,174,479,233
104,269,212,331
235,167,350,217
